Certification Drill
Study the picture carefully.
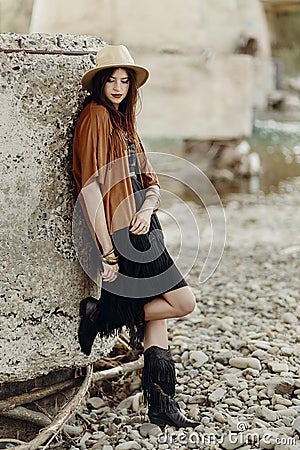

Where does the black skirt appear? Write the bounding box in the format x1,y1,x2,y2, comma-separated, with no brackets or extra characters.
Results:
95,177,187,348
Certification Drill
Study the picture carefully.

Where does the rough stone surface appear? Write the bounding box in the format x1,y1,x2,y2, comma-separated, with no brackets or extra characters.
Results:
0,33,115,383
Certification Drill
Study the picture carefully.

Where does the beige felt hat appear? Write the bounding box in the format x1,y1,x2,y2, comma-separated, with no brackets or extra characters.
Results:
81,45,150,91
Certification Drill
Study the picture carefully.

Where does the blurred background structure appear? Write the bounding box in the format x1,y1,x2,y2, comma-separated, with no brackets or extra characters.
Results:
26,0,273,139
1,0,300,186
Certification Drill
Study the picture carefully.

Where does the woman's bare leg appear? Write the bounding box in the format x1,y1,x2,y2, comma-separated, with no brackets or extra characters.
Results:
143,319,168,350
143,286,196,349
144,286,196,322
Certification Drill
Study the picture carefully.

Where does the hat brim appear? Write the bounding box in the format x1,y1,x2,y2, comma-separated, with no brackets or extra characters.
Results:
81,64,150,91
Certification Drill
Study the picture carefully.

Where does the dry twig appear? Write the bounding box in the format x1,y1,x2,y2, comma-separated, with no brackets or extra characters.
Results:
93,356,144,383
0,377,82,412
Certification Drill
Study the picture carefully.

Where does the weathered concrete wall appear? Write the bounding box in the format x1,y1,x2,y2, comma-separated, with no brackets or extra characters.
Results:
0,33,113,383
29,0,274,139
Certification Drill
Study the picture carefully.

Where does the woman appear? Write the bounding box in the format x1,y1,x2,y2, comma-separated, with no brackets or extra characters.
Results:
73,45,199,429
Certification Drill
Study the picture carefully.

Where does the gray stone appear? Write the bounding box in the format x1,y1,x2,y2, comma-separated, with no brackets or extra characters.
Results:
292,416,300,433
281,347,294,356
91,432,109,448
215,316,234,331
213,350,234,365
223,373,239,387
220,433,246,450
275,407,298,417
225,397,243,409
268,361,289,373
252,349,270,359
229,357,262,371
273,394,293,407
189,405,200,420
260,433,278,449
256,406,278,422
189,350,209,367
116,396,134,411
188,394,206,404
209,387,227,403
239,389,249,402
282,313,298,325
92,443,111,450
252,340,272,350
87,398,106,410
115,443,142,450
139,423,161,437
213,411,227,423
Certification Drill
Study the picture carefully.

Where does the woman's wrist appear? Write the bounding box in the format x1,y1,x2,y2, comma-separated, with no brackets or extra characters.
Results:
102,247,119,265
103,255,119,265
102,244,112,253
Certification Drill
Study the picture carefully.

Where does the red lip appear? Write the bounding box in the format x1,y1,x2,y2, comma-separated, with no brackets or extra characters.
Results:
112,94,122,98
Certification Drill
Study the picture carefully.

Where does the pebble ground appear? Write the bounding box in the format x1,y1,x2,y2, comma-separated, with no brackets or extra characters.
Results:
62,178,300,450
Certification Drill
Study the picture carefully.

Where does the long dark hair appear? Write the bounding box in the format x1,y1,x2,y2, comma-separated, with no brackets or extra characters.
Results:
83,67,140,140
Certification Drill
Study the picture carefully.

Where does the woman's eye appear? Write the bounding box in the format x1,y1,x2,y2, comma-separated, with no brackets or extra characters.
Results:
122,79,129,84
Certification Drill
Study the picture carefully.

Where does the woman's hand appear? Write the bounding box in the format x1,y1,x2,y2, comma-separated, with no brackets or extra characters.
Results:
130,209,152,235
101,262,119,282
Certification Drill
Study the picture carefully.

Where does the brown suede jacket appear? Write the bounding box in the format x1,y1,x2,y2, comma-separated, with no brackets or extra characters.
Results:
73,101,159,234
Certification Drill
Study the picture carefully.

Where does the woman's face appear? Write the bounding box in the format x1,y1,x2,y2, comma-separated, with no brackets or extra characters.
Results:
103,68,130,109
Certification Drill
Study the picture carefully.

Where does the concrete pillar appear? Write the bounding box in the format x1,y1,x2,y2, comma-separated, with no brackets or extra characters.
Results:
0,33,111,383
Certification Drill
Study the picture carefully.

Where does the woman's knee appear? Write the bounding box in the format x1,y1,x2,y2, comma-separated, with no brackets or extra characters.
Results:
178,293,196,316
172,288,196,317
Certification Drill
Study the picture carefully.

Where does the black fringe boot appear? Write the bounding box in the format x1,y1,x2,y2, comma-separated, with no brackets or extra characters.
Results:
78,296,146,356
142,345,200,429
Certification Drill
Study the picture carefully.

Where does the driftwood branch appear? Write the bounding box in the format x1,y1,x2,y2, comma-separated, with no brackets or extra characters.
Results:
12,364,93,450
0,439,25,445
93,356,144,383
0,377,82,412
1,357,143,449
0,406,82,436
